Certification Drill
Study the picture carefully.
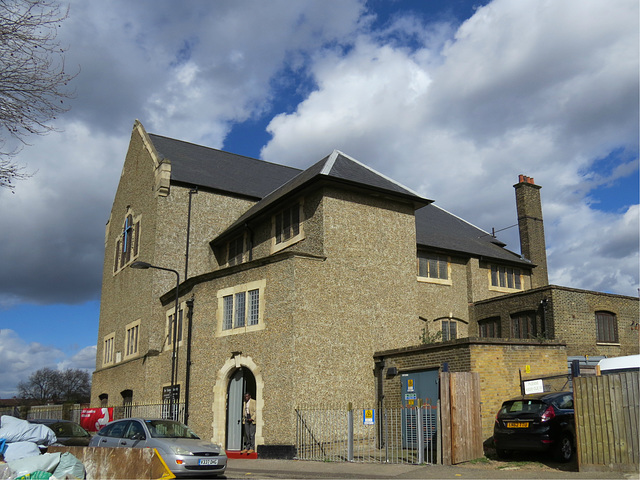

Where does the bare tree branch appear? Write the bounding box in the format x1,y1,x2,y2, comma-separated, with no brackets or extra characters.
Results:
0,0,76,189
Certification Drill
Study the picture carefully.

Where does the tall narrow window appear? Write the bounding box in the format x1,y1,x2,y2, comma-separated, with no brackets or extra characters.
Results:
121,214,134,268
248,289,260,326
124,320,140,359
103,333,115,366
596,311,618,343
166,307,183,349
227,235,244,266
114,212,141,273
234,292,246,328
442,320,457,341
223,296,233,330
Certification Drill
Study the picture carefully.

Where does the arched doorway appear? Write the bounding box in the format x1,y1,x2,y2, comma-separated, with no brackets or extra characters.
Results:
226,367,256,451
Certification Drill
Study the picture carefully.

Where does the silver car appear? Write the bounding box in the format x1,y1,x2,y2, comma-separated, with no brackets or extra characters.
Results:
89,418,227,478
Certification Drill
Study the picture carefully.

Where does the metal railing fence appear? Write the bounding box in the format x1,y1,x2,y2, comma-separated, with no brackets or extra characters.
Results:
5,402,185,425
295,403,439,464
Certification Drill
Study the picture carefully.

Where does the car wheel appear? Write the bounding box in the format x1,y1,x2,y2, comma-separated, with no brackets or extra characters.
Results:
555,435,572,462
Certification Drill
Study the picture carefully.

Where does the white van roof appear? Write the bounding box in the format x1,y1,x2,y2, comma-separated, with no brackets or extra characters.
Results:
597,354,640,373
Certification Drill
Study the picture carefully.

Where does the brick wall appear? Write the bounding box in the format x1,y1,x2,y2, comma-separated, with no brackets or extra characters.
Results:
472,285,639,357
376,338,568,441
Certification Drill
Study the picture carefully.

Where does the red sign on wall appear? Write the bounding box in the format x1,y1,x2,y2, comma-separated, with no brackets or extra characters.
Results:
80,407,113,432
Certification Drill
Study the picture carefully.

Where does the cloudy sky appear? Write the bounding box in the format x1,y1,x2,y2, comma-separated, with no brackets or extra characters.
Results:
0,0,637,397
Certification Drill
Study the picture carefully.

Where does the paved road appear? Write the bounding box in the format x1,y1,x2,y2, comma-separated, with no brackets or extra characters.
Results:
224,458,637,479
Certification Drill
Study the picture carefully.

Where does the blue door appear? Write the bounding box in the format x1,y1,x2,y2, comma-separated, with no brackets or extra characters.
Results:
401,369,439,448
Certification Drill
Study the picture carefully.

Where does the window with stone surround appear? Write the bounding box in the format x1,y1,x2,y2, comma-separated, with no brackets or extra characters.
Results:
113,211,141,273
272,200,304,252
417,252,451,285
490,265,522,292
124,319,140,360
217,280,265,336
595,311,618,344
479,317,501,338
103,332,115,367
165,304,184,351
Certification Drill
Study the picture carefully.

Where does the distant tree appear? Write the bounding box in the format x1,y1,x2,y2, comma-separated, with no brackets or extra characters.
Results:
0,0,76,190
17,367,91,404
58,368,91,403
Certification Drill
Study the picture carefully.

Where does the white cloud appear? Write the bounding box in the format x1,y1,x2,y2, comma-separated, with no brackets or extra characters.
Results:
0,330,64,397
262,0,639,296
57,345,97,373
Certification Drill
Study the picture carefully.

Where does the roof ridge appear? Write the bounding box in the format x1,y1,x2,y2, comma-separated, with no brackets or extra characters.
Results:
320,150,340,175
330,150,424,198
148,132,301,172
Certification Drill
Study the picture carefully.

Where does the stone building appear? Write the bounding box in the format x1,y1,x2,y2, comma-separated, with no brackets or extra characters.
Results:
91,121,638,456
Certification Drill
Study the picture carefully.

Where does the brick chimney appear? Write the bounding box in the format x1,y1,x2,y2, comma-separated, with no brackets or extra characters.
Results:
514,175,549,288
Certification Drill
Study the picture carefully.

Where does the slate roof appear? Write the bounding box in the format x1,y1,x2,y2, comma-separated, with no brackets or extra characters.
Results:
213,150,432,243
148,133,529,266
149,134,301,199
415,204,531,266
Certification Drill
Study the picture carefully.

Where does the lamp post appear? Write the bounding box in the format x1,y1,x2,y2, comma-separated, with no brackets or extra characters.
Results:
131,261,180,420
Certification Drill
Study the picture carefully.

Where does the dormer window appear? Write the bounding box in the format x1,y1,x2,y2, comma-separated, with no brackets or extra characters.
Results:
276,201,300,243
227,234,245,266
272,200,304,253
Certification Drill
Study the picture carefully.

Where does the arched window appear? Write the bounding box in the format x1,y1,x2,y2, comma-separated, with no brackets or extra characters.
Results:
113,211,140,273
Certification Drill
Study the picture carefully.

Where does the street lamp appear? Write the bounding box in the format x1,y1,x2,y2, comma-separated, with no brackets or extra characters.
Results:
130,261,180,420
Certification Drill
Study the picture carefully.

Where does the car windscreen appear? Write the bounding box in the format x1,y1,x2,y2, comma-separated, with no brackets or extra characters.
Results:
52,422,89,437
144,420,199,439
499,400,547,416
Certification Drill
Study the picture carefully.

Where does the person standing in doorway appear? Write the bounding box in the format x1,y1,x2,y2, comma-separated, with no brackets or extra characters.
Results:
242,392,257,454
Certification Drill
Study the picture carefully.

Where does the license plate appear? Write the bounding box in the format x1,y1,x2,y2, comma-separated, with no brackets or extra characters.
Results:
506,422,529,428
198,458,218,466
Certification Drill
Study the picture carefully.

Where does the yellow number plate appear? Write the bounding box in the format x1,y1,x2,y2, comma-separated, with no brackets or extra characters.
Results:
506,422,529,428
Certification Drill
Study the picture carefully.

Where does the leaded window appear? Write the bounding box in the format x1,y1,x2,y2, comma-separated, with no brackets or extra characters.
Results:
418,253,449,280
491,265,522,289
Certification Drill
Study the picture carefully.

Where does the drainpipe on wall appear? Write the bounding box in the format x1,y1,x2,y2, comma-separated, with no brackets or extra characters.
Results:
184,298,194,425
184,187,198,280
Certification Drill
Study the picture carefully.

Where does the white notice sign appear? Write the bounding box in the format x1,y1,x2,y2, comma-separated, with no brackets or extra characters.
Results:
523,379,544,394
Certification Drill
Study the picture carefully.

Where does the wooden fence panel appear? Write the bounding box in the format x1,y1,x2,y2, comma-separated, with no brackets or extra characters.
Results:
440,373,451,465
574,371,639,473
440,372,483,465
